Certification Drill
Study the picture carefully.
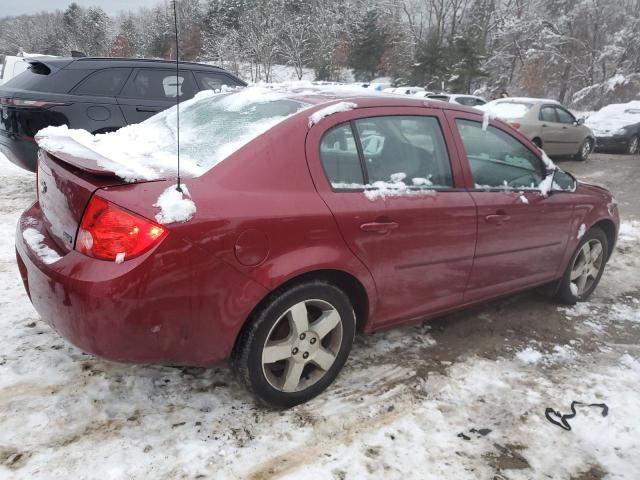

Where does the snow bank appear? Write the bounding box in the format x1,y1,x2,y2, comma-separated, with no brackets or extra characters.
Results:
154,185,196,224
308,101,357,126
619,221,640,243
22,228,61,264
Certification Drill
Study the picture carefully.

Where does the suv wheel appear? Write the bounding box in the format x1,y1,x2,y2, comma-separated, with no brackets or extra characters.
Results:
234,281,356,407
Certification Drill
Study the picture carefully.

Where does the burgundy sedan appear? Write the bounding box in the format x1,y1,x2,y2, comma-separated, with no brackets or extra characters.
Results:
15,87,619,407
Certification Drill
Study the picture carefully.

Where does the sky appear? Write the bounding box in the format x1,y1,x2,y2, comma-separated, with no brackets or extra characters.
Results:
0,0,163,17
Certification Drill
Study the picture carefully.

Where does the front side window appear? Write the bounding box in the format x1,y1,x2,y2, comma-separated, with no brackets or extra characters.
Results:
194,72,240,91
122,69,197,100
540,106,558,123
355,116,453,188
456,119,544,189
555,107,575,124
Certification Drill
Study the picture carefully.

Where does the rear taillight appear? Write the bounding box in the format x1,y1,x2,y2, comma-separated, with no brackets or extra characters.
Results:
509,122,521,130
0,97,68,109
76,196,167,262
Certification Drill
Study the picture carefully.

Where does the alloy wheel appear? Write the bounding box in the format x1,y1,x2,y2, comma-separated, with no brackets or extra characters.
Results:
581,140,592,160
261,299,343,392
570,239,604,297
628,136,639,155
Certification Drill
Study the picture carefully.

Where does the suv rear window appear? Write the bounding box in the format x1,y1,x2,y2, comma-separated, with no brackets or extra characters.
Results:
194,72,240,91
72,68,131,96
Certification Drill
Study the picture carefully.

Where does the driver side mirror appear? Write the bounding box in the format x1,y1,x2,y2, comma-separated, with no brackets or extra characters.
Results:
551,169,578,193
575,117,585,126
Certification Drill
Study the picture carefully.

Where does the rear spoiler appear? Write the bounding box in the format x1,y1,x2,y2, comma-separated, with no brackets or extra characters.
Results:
39,149,117,177
25,57,74,75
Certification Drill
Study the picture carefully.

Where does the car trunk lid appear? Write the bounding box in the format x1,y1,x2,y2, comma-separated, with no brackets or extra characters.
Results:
36,149,141,253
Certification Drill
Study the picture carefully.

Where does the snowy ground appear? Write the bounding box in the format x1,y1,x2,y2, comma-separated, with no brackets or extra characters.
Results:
0,152,639,480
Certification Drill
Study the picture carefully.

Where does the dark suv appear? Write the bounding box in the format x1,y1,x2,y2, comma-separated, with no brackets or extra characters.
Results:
0,57,246,171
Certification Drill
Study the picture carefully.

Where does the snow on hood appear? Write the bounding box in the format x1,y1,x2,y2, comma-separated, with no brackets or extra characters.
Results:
586,101,640,135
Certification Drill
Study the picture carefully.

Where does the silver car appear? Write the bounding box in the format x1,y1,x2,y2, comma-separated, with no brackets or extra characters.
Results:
481,98,595,160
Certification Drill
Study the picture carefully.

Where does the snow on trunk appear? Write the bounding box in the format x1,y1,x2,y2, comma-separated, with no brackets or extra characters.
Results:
154,185,196,224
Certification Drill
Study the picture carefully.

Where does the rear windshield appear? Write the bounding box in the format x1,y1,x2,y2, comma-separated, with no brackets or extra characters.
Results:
144,90,309,170
489,102,532,119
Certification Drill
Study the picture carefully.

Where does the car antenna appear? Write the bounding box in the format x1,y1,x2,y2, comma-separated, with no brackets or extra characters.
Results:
173,0,182,193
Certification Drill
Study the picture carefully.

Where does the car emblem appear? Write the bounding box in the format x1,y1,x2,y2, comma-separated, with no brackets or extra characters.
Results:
39,181,47,194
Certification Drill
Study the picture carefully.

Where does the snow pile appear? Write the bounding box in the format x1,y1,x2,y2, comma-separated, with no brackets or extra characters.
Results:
22,228,61,264
585,101,640,136
619,221,640,243
308,101,357,126
516,347,543,364
154,185,196,224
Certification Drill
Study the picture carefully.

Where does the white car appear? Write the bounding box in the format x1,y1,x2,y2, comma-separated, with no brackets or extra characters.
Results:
425,93,487,107
0,52,57,85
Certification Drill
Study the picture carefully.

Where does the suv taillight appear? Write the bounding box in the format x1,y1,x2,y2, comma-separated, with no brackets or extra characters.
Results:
0,97,68,109
76,196,167,262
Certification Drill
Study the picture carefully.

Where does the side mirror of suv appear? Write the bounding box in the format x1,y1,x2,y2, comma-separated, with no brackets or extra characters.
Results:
575,117,585,126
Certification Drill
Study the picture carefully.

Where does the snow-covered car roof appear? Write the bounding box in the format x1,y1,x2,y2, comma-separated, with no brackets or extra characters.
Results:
586,100,640,133
35,83,458,183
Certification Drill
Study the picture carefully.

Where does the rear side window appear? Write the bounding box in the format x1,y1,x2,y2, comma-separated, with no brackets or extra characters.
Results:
72,68,131,96
456,119,544,189
320,116,453,189
121,69,197,100
194,72,240,91
320,123,364,188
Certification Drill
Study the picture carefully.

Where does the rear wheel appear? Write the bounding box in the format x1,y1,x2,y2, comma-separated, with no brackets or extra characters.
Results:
556,227,608,304
575,138,593,161
627,135,639,155
234,281,356,407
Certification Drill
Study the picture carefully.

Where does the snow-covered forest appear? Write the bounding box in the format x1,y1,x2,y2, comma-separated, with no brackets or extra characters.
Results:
1,0,639,107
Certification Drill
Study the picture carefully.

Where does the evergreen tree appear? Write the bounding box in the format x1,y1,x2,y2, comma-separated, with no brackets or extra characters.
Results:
348,9,388,81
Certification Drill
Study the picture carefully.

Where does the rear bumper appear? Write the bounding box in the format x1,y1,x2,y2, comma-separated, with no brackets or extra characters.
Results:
16,202,268,366
0,134,38,171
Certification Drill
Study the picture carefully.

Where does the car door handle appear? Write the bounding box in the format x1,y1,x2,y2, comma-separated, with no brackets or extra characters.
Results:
485,213,511,225
135,107,161,113
360,221,399,234
541,124,548,127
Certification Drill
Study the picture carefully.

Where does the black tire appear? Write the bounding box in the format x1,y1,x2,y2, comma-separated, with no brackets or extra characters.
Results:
627,135,639,155
234,281,356,408
556,227,608,304
575,138,593,161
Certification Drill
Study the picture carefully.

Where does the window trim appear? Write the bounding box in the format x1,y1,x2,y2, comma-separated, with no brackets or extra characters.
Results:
320,114,456,194
454,118,547,192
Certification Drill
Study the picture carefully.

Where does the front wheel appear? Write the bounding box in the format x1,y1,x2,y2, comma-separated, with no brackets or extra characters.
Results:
575,138,593,161
627,135,639,155
234,281,356,407
556,227,608,304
